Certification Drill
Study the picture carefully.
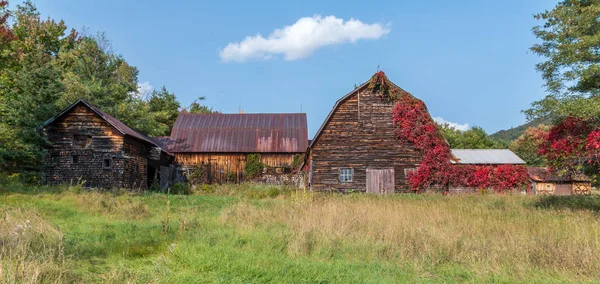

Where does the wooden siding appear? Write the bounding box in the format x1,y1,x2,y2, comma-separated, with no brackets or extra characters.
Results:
310,85,422,192
43,103,157,190
122,136,149,189
572,182,591,195
175,153,300,183
43,104,126,188
533,181,591,195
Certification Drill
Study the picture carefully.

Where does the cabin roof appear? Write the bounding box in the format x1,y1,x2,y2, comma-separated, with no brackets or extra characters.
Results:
527,167,591,182
167,113,308,153
451,149,526,165
42,99,172,156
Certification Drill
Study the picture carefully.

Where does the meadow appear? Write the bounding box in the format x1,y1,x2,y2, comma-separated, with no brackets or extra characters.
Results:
1,180,600,283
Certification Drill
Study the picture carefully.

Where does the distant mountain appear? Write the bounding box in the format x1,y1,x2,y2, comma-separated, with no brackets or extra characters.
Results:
490,118,551,142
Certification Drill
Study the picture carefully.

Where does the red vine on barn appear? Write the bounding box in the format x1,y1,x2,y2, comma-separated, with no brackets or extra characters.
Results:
368,71,529,191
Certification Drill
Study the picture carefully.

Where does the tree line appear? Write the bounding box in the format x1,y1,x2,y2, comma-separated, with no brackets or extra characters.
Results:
0,1,214,174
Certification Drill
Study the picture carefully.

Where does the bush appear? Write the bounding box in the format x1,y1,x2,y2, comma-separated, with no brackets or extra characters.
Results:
187,165,208,185
225,171,237,183
244,154,263,180
169,183,192,195
267,186,280,198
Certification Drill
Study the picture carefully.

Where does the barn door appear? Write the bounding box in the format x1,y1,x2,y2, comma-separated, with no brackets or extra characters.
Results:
555,184,572,195
366,168,395,194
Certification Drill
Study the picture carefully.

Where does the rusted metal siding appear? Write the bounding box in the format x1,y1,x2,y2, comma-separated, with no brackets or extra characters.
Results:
366,168,395,194
168,113,308,153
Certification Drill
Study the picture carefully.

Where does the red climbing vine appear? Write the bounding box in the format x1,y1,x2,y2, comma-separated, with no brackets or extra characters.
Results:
369,71,529,191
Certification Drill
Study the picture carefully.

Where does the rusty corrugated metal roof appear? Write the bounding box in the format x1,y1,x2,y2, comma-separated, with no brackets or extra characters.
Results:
168,113,308,153
528,167,591,182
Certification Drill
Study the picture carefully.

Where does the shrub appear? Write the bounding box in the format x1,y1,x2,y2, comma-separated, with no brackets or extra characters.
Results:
291,154,304,171
244,154,263,180
169,183,192,195
187,165,208,185
267,186,280,198
225,171,237,183
148,179,161,192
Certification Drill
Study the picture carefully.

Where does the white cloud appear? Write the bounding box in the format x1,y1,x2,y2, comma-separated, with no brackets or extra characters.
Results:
135,81,154,99
433,117,470,131
219,15,390,62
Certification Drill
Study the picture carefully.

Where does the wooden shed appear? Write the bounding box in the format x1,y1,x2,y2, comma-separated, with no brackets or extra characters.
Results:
449,149,527,194
527,167,591,195
41,99,175,190
163,113,308,183
306,78,422,193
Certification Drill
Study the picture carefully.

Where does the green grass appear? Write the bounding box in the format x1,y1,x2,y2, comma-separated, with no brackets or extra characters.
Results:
1,181,600,283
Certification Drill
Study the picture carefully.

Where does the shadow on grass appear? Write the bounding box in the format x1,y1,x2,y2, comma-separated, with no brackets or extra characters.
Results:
533,195,600,212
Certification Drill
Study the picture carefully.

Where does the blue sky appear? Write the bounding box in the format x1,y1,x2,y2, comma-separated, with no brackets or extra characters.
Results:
27,0,556,137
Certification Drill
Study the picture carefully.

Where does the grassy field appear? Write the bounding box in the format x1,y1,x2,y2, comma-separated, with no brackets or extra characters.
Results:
1,181,600,283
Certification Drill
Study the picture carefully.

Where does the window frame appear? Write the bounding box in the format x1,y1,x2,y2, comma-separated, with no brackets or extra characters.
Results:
339,167,354,183
71,155,79,164
103,158,112,169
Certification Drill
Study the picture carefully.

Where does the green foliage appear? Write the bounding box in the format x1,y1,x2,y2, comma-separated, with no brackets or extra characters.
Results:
509,125,550,166
291,153,304,170
225,171,237,183
0,1,213,174
490,118,552,142
526,0,600,120
438,124,505,149
187,165,207,186
186,96,217,114
169,182,191,195
244,153,263,179
533,195,600,212
146,87,180,136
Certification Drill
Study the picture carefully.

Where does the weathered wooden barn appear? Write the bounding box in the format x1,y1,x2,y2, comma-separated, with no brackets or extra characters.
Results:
163,113,308,183
41,99,175,189
527,167,591,195
306,80,422,193
449,149,527,193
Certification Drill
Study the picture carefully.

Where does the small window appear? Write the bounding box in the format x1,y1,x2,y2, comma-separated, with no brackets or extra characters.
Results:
51,155,59,165
339,168,353,182
103,158,112,169
72,155,79,164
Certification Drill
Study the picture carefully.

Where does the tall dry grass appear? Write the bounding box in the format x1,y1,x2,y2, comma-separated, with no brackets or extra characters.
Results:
220,194,600,279
54,192,151,219
0,209,68,283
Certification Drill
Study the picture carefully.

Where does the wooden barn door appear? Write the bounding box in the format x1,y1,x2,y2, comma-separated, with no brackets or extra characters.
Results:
555,183,572,195
366,168,395,194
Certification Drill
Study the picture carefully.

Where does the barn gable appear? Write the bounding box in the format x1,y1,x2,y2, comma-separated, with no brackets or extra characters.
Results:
308,78,422,192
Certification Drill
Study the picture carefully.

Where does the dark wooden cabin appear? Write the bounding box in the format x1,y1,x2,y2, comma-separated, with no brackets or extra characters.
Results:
163,113,308,183
41,99,175,189
528,167,591,195
306,79,422,193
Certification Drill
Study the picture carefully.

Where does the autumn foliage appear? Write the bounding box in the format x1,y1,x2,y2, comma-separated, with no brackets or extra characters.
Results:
369,71,529,191
538,117,600,174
